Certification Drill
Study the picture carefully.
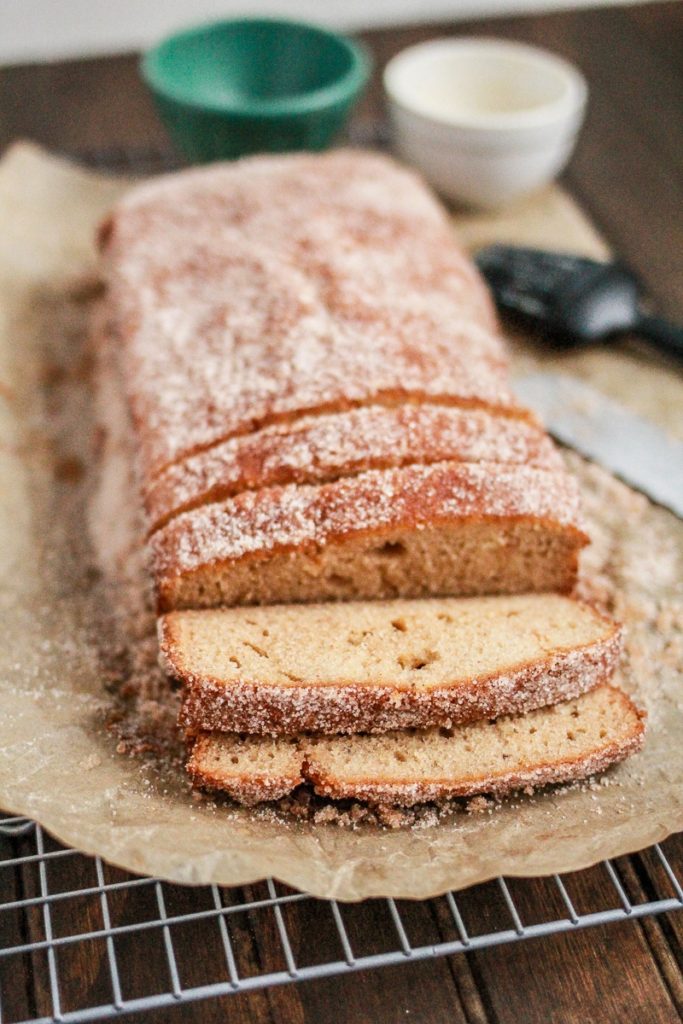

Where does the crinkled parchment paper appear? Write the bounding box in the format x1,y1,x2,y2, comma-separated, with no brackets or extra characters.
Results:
0,143,681,901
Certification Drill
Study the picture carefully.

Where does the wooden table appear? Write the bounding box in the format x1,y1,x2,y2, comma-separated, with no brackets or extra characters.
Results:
1,4,682,1022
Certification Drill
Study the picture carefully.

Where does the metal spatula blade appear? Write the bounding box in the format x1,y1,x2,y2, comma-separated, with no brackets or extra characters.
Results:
476,245,683,360
514,373,683,518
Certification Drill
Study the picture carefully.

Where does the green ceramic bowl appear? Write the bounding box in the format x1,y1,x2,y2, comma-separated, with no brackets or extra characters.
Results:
141,17,372,162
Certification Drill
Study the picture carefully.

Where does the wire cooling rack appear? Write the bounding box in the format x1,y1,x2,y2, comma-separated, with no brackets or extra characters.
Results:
1,816,682,1024
1,145,678,1022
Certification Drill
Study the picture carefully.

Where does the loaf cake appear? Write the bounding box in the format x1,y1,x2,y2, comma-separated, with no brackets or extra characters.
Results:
95,149,645,815
187,685,646,806
98,150,588,611
161,594,622,735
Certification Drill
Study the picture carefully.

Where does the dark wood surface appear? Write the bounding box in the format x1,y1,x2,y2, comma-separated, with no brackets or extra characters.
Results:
1,4,682,1022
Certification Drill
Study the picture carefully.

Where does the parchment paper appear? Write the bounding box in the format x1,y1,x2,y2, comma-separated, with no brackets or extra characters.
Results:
1,142,681,901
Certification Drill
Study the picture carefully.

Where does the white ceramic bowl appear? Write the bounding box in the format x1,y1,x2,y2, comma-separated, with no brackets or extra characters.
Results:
383,38,588,209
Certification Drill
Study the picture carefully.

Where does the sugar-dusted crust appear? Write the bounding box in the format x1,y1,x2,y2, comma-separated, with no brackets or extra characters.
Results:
151,461,589,611
165,619,623,735
304,729,646,806
186,687,646,807
99,149,536,483
144,404,562,535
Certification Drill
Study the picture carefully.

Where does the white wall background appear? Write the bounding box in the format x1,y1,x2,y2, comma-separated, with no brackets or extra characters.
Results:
0,0,661,65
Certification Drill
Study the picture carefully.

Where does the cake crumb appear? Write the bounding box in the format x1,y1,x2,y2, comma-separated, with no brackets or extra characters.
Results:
466,795,493,813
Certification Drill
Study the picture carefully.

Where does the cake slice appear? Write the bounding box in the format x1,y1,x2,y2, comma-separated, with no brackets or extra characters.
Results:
162,594,622,735
186,685,645,806
151,461,588,611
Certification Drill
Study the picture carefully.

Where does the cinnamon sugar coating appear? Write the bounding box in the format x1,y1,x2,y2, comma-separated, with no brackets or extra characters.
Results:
99,150,587,622
100,150,531,483
305,733,645,807
144,404,562,535
160,594,622,735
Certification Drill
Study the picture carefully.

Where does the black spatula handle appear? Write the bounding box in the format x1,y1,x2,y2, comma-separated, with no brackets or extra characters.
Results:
637,313,683,360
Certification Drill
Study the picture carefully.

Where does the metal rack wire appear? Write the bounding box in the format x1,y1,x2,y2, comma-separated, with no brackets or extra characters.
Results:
1,146,679,1022
1,816,682,1023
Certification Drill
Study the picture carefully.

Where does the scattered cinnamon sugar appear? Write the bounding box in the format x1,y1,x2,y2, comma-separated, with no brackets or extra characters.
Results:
466,795,493,813
54,455,85,483
570,450,683,723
